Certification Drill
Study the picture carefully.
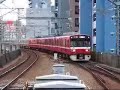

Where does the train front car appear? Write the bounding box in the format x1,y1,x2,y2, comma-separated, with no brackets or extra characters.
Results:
69,35,91,61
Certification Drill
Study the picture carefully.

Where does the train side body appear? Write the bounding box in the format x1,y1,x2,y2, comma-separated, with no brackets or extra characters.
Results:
24,35,91,61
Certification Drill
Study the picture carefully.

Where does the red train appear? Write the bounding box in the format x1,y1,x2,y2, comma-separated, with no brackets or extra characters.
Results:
21,34,91,61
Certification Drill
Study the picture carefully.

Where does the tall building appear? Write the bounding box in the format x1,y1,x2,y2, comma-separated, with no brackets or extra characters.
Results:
80,0,92,36
69,0,79,32
29,0,51,8
113,0,120,55
80,0,116,54
54,0,79,35
0,20,5,42
54,0,69,35
26,0,54,38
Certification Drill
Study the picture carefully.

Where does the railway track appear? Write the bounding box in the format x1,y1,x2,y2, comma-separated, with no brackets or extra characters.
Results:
0,50,39,90
0,50,27,74
0,50,29,78
46,54,120,89
57,57,120,89
79,62,120,90
79,63,109,89
95,65,120,82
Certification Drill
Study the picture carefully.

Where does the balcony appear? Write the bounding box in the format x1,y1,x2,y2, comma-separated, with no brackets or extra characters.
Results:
29,2,32,5
51,7,58,12
93,21,96,29
92,36,96,44
115,1,120,5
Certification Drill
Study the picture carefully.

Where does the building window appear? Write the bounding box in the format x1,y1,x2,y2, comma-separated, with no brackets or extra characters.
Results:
0,31,2,35
55,0,58,6
51,28,55,33
110,49,115,53
55,23,58,29
110,32,115,36
93,28,96,36
55,2,58,7
93,44,96,51
75,18,79,27
93,13,96,21
75,6,79,14
93,0,96,3
93,0,96,6
55,13,58,17
75,0,79,2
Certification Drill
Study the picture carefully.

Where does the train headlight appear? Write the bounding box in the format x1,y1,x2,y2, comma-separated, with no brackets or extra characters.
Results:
72,49,76,52
85,49,89,52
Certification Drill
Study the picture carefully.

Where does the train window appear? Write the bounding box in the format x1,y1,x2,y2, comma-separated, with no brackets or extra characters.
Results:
54,39,56,46
71,39,90,47
60,39,62,46
51,40,52,45
51,39,53,45
58,39,59,46
48,39,49,45
55,39,56,46
52,39,54,45
55,39,56,45
59,39,60,46
59,39,61,46
65,39,67,47
46,40,47,45
47,39,48,45
34,88,85,90
52,39,53,45
56,39,58,46
50,39,51,45
68,40,70,47
66,40,69,47
63,39,65,47
47,39,50,45
37,40,39,44
45,39,47,45
60,39,61,46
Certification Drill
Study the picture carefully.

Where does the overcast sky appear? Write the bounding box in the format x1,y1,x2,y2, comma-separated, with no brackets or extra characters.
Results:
51,0,55,6
0,0,55,23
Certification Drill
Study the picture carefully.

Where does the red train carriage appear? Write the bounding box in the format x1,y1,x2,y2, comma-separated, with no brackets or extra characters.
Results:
27,35,91,61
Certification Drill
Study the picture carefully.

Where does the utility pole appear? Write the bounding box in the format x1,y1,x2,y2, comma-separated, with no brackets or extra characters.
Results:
108,0,120,55
48,21,50,36
16,8,24,44
116,4,120,55
16,8,20,44
0,0,6,4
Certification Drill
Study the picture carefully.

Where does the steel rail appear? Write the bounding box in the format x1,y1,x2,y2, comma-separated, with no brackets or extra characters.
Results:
0,50,30,78
79,63,109,90
1,50,39,90
95,65,120,82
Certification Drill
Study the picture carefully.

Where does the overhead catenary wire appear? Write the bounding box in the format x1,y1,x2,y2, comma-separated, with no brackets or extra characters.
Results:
0,9,16,17
0,0,7,4
0,8,25,18
1,3,10,8
108,0,117,6
108,0,120,55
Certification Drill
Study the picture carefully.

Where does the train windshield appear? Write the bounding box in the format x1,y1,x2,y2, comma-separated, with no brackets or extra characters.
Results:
34,88,85,90
70,37,90,47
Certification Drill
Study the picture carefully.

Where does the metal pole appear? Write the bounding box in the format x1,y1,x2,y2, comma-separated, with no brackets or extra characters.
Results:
108,0,120,55
16,8,21,44
116,5,120,55
34,27,35,38
0,0,7,4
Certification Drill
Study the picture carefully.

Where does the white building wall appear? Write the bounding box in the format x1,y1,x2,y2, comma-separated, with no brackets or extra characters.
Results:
26,8,54,39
